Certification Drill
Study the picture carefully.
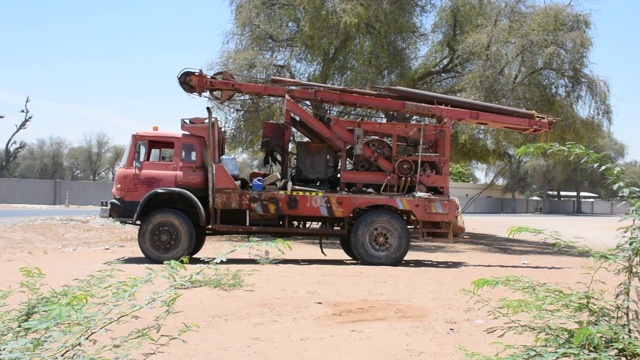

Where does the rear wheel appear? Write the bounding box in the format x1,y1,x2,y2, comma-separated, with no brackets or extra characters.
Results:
339,236,357,260
350,210,410,266
138,209,195,263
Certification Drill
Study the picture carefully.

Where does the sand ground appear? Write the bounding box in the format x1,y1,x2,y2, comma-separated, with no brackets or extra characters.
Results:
0,211,629,359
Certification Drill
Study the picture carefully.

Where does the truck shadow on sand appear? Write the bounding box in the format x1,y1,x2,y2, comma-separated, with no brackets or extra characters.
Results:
111,256,564,270
292,232,590,258
110,256,467,269
109,231,584,270
414,232,590,258
111,233,570,270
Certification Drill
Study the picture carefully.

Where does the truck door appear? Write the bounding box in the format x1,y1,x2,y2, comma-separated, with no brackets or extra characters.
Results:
130,139,178,199
177,139,207,197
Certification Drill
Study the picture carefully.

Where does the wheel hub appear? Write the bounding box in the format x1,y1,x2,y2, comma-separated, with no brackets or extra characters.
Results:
151,224,179,253
368,225,395,252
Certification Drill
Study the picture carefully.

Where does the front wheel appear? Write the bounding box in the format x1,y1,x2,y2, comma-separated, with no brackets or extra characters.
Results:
191,229,207,256
350,210,410,266
138,209,196,263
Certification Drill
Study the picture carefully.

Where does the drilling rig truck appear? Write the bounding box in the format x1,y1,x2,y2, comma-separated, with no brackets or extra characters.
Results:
100,69,555,266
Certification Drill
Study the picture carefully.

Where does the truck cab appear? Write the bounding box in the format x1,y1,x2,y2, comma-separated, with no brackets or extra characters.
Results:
103,127,208,221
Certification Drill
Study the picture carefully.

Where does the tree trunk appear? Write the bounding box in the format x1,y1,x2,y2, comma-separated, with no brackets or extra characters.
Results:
511,190,517,214
542,186,550,214
575,189,582,214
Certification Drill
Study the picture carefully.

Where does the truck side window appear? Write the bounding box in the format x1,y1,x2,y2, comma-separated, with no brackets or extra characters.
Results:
182,143,197,162
148,141,175,162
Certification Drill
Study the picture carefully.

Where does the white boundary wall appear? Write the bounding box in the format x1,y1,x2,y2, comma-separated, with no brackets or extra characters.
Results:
0,178,113,206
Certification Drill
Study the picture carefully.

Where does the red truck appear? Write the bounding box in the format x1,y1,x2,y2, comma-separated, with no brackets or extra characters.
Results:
101,70,555,265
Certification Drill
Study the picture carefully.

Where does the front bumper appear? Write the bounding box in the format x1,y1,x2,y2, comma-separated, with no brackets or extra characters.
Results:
100,198,138,222
100,199,121,218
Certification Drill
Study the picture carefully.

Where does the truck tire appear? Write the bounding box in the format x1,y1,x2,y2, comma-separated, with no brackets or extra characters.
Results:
339,236,357,260
138,209,196,263
191,229,207,257
350,209,410,266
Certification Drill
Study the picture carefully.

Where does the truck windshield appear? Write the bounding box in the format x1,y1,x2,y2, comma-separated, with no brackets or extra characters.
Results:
120,142,131,168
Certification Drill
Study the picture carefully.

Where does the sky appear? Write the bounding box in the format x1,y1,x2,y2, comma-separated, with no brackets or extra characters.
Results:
1,1,638,162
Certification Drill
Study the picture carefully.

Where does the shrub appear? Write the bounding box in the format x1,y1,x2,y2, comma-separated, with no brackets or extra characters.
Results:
0,254,252,358
464,143,640,359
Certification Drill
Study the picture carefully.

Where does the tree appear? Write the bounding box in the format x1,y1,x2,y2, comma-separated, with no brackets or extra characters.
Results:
499,154,530,213
450,162,478,183
0,97,32,178
105,144,126,181
15,136,69,180
65,146,86,180
621,160,640,192
215,0,433,150
215,0,613,176
522,153,561,213
11,133,125,182
423,0,612,165
421,0,614,198
80,132,112,181
549,132,625,212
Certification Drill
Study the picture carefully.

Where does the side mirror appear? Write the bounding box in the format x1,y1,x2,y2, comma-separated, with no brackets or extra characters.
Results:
134,140,148,169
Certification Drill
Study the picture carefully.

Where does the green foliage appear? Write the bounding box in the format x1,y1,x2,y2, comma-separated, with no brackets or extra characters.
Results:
14,136,69,180
216,0,432,150
78,131,113,181
0,256,252,359
163,257,246,290
13,133,126,181
215,0,614,168
0,230,290,359
621,160,640,192
0,264,189,359
222,0,429,86
450,162,478,183
502,162,530,215
464,143,640,359
418,0,611,164
212,237,292,265
516,137,627,212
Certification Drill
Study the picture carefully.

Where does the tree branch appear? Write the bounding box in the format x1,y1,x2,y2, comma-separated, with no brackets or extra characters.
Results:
1,97,32,177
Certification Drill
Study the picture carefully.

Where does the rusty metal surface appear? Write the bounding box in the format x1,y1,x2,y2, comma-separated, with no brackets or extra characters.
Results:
216,189,453,219
177,70,556,133
384,86,537,119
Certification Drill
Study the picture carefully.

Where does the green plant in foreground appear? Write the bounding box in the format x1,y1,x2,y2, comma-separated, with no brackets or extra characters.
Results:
464,142,640,359
210,237,293,265
0,263,194,359
0,236,292,359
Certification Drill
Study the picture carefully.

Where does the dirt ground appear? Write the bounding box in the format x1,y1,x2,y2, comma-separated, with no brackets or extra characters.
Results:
0,210,629,359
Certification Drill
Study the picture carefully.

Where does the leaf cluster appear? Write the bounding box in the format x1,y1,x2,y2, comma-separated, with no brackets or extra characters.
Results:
0,257,251,359
451,162,478,183
211,237,292,265
465,142,640,359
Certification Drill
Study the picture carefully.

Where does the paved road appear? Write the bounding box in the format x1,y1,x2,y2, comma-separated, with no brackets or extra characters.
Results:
0,208,98,219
